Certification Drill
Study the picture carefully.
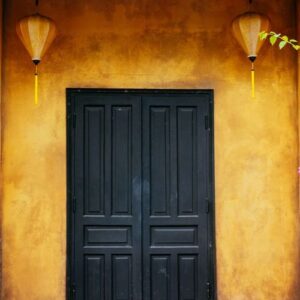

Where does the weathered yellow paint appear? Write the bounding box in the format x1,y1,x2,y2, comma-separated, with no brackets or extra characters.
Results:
0,0,3,296
2,0,300,299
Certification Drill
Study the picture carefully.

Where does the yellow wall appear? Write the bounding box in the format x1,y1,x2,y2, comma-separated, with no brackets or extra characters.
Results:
2,0,300,299
0,0,3,296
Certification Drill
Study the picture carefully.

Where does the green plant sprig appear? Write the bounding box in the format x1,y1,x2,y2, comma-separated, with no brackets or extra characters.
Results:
259,31,300,51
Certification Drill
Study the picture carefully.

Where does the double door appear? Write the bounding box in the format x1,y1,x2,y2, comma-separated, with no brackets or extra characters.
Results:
67,90,215,300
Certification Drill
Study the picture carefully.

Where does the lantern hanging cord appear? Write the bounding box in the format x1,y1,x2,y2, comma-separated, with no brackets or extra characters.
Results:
251,62,255,99
34,65,39,105
35,0,39,13
248,0,253,10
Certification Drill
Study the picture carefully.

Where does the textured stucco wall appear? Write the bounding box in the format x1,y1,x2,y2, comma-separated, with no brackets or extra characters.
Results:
2,0,300,299
0,0,3,297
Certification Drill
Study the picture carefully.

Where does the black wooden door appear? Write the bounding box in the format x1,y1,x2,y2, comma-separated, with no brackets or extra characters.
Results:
67,90,215,300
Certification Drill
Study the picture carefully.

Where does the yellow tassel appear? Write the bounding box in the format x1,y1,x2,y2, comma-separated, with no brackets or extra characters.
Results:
251,63,255,99
35,65,38,105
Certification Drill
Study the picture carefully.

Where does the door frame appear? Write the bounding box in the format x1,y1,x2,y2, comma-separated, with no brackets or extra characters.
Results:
66,88,216,299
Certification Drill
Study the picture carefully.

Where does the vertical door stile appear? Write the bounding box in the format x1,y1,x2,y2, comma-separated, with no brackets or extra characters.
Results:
142,98,150,300
170,103,179,300
105,103,112,300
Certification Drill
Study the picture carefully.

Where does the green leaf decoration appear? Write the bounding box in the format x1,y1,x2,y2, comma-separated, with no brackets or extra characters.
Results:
270,35,278,45
293,45,300,50
259,31,300,51
279,40,287,49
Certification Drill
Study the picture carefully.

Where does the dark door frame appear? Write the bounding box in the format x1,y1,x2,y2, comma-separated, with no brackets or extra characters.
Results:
66,88,216,300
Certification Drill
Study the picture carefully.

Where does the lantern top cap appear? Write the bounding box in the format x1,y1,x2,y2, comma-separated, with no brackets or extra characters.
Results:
18,12,56,23
232,11,271,22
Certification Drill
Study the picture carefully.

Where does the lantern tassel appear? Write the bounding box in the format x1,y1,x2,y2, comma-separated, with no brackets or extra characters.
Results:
251,63,255,99
35,65,38,105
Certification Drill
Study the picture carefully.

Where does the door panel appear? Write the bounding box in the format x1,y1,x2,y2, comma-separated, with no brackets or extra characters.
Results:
142,96,210,300
84,255,105,299
84,106,105,215
149,107,171,216
179,255,198,300
112,255,133,300
72,94,142,300
111,106,132,215
177,107,198,215
151,255,170,300
68,90,214,300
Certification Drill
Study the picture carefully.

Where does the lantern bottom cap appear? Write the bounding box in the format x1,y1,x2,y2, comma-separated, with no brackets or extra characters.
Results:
248,56,257,62
32,59,41,65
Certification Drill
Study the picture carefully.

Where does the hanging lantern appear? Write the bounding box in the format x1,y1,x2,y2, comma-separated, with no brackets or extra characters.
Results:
232,11,270,98
16,0,57,105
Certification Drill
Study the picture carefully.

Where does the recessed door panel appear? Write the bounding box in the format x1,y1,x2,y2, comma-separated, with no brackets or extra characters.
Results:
84,255,105,300
179,255,198,300
151,255,170,300
112,106,132,215
150,107,171,216
177,107,198,215
112,255,133,300
84,106,105,215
